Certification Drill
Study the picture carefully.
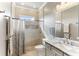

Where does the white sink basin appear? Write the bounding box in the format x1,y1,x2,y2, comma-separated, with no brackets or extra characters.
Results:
53,38,79,51
70,40,79,47
72,49,79,53
62,44,73,50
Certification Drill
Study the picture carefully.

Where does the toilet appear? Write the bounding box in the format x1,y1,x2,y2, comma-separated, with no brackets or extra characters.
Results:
35,38,46,56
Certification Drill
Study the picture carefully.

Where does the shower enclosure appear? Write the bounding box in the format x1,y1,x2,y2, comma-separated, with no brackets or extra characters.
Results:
11,18,25,56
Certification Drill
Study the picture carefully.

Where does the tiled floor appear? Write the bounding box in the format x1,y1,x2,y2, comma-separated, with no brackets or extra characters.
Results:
22,46,45,56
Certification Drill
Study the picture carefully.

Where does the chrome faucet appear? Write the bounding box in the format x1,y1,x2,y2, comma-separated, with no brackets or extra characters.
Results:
65,38,70,44
65,37,73,45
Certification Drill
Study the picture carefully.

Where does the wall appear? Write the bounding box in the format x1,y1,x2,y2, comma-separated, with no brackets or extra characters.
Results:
15,6,39,20
0,2,11,16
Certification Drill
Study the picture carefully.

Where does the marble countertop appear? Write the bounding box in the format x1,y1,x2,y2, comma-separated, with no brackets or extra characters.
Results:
44,38,79,56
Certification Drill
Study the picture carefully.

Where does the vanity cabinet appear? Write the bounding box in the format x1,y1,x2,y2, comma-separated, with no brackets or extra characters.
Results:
51,46,64,56
45,43,53,56
45,42,69,56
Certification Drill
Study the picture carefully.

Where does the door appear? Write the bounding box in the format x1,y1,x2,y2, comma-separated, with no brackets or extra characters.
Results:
0,14,6,56
5,15,11,56
12,19,25,56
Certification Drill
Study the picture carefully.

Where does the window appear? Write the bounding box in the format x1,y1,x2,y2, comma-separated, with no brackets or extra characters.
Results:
19,16,34,21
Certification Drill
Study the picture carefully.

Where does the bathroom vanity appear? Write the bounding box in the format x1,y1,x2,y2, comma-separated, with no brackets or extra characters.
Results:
45,42,69,56
44,38,79,56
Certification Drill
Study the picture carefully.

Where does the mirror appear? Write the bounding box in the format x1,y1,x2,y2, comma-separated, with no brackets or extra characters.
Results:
43,2,79,41
43,3,56,39
61,4,79,41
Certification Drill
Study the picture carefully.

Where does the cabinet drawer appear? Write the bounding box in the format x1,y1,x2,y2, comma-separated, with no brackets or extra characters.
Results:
45,43,51,50
45,43,51,56
51,46,64,56
54,52,63,56
55,49,63,55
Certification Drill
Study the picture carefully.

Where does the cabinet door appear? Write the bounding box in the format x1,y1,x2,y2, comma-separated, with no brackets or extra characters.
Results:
54,51,63,56
54,49,64,56
45,43,64,56
51,46,64,56
51,46,55,56
45,43,52,56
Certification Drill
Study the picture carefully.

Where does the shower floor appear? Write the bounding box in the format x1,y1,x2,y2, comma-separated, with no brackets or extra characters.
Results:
22,45,45,56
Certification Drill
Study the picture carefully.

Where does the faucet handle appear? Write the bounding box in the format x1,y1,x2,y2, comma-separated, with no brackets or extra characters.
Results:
70,37,72,40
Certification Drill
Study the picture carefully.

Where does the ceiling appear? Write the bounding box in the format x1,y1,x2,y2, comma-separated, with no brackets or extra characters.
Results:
15,2,44,9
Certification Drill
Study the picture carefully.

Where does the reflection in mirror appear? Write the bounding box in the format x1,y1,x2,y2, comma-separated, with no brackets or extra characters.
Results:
43,3,57,39
55,22,64,38
61,4,79,41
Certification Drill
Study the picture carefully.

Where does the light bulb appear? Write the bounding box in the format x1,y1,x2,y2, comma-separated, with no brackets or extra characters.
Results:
21,3,24,5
